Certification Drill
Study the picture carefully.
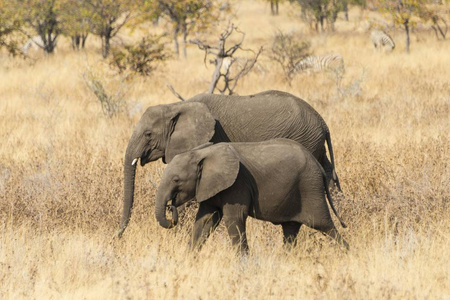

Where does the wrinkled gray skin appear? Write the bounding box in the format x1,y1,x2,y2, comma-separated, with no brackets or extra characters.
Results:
155,139,348,254
119,90,341,237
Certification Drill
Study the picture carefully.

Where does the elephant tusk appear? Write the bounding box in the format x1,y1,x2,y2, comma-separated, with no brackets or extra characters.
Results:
131,158,138,166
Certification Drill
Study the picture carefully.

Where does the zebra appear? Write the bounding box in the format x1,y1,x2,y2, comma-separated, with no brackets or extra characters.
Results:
294,53,345,75
370,30,395,52
21,35,57,56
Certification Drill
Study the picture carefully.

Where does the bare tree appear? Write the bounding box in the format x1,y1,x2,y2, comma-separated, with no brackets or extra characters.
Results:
190,24,263,95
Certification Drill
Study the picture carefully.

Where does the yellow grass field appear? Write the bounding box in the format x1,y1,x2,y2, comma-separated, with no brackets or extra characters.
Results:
0,1,449,298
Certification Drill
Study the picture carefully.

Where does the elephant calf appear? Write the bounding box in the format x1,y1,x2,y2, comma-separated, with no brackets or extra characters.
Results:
156,139,348,254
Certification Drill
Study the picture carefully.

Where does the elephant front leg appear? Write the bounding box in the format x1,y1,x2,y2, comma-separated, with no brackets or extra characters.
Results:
224,218,249,255
222,206,249,255
191,203,222,251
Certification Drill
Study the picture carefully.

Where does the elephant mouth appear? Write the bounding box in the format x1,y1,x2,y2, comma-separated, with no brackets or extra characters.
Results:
140,149,165,166
140,149,153,166
166,199,178,226
168,197,176,207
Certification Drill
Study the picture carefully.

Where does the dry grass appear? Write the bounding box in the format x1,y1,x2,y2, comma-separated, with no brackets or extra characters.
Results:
1,1,449,298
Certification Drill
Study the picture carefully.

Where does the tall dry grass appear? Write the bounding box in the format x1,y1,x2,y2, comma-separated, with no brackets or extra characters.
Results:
0,1,449,298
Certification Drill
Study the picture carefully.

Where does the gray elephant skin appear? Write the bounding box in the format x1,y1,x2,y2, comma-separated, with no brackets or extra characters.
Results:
155,139,348,253
119,90,341,237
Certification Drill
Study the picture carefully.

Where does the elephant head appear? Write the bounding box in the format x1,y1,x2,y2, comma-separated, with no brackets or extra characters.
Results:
118,102,216,237
155,144,240,229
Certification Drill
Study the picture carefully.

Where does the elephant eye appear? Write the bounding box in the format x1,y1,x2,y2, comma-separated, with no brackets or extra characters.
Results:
172,176,180,183
144,131,151,138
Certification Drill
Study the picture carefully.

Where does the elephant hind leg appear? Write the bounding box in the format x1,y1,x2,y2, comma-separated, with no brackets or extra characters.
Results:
322,226,349,250
281,222,302,247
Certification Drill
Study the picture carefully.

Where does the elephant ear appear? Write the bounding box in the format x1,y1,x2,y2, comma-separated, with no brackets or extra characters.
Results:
165,102,216,163
195,144,240,202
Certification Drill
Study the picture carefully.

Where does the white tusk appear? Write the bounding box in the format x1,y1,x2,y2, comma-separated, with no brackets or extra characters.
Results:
131,158,138,166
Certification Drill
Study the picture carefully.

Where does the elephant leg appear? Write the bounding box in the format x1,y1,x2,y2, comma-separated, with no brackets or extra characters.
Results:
222,206,249,255
191,203,222,251
313,221,349,250
299,174,347,250
224,218,249,255
324,227,349,250
281,222,302,246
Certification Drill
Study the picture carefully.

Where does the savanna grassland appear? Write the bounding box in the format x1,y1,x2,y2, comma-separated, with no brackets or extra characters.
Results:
0,1,449,298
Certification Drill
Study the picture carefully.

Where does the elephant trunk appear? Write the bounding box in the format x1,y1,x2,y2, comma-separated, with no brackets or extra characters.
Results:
118,148,138,238
155,191,178,229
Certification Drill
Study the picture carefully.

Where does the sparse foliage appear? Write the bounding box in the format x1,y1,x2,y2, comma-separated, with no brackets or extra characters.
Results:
379,0,430,53
420,5,448,40
289,0,367,31
110,35,170,76
190,24,263,95
86,0,135,58
60,0,92,50
17,0,61,54
289,0,341,32
0,1,23,56
269,30,310,82
145,0,230,58
82,69,128,118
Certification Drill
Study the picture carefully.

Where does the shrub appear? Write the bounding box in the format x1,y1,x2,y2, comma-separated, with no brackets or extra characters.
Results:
82,69,127,118
268,30,310,82
110,35,169,76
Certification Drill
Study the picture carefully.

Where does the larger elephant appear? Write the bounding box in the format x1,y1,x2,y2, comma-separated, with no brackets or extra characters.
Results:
118,90,340,237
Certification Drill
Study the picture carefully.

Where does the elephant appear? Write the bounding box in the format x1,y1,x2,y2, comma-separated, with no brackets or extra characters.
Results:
155,139,349,254
118,90,341,237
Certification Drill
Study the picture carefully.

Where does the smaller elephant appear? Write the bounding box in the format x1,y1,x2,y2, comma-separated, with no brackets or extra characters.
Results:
155,139,348,254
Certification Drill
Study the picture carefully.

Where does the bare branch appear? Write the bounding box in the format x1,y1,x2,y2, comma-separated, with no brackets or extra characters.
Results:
166,83,185,101
191,24,263,95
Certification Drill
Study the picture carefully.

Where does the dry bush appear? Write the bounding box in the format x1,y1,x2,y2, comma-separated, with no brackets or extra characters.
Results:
82,67,128,118
110,35,170,77
268,30,311,81
0,1,449,298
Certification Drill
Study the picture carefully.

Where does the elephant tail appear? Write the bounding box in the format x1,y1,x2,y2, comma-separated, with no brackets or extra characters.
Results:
325,130,342,192
321,166,347,228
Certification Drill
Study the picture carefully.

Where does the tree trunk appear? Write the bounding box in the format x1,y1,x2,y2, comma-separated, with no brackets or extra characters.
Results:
72,35,80,50
344,1,349,21
41,32,56,54
81,33,88,49
404,20,410,53
182,23,188,58
102,35,110,58
173,26,180,57
208,58,223,94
